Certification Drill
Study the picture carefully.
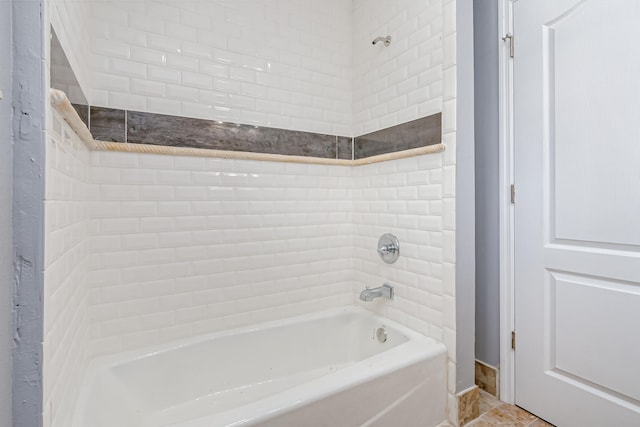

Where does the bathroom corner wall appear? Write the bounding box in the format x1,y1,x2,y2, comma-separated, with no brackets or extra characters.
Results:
87,0,352,135
453,0,476,394
87,155,353,355
473,0,500,370
352,0,443,136
351,150,457,423
50,0,92,99
351,0,460,424
43,111,94,427
352,153,448,342
42,1,466,425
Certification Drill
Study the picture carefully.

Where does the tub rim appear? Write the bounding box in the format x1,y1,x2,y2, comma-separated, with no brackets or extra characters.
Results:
74,305,446,427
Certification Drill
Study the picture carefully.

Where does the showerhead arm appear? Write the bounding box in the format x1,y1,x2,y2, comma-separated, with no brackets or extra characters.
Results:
372,36,392,47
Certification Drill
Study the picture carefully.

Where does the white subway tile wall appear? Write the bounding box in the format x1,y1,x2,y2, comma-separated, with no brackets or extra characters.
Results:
45,142,455,425
352,0,444,136
84,150,456,365
44,0,459,424
50,0,92,99
44,111,94,427
352,151,456,423
88,154,354,356
352,154,446,341
88,0,353,136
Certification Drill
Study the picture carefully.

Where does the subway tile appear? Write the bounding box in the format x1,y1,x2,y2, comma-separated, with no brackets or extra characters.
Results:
165,53,199,71
109,58,147,79
148,66,181,85
120,201,158,217
182,72,213,90
108,92,147,112
120,169,158,185
131,79,166,98
92,38,131,59
100,184,139,200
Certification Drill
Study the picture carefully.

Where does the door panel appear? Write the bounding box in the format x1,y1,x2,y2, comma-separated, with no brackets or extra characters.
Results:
553,271,640,401
549,0,640,247
514,0,640,425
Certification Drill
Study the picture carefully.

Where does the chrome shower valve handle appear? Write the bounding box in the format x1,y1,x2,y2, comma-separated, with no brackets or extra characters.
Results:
377,244,397,256
377,233,400,264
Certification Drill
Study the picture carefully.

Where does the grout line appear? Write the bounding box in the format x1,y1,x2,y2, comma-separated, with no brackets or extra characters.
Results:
351,136,354,161
124,109,128,143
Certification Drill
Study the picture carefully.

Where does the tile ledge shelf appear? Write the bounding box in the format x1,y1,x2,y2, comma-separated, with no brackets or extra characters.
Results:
51,89,445,166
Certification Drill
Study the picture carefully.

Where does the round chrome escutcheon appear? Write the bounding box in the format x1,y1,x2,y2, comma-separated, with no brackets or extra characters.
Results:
377,233,400,264
376,327,388,343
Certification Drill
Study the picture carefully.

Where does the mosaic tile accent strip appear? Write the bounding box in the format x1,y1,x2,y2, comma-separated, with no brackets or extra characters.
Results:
354,113,442,159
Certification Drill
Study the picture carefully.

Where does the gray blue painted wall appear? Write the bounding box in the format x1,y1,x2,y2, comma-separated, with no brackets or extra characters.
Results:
0,0,13,425
473,0,500,368
456,0,477,393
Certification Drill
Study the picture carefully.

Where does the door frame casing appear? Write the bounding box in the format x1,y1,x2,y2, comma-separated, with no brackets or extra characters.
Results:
498,0,515,404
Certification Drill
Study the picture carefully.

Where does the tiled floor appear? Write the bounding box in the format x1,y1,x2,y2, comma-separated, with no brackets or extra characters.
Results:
466,390,555,427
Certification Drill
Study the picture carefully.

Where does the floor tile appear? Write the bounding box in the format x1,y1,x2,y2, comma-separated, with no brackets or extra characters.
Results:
528,419,554,427
478,390,501,415
465,395,556,427
488,404,537,424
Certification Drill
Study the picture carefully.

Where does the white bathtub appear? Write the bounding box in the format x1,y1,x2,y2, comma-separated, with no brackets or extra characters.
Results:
74,307,447,427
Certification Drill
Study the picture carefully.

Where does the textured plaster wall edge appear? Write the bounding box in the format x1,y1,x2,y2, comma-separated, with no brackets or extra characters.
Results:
12,1,46,426
0,0,13,424
51,89,445,166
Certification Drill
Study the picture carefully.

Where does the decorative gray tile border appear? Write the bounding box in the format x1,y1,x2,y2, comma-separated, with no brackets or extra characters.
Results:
354,114,442,159
87,107,441,161
126,111,341,159
52,87,446,166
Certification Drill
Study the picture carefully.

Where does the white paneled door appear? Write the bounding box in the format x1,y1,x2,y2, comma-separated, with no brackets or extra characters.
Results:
513,0,640,426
